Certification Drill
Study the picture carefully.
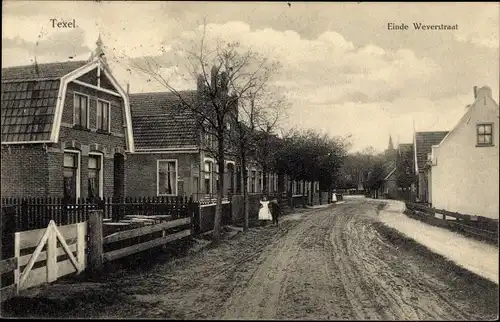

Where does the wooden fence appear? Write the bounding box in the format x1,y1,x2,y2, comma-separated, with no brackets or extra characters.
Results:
87,210,192,272
405,202,498,243
0,257,17,302
1,196,193,232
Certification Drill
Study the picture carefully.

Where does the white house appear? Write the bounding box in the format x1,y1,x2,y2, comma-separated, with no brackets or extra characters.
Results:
430,86,499,219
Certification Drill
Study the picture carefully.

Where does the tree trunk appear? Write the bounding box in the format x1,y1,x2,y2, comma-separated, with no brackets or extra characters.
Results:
262,165,268,197
302,180,307,208
213,138,225,243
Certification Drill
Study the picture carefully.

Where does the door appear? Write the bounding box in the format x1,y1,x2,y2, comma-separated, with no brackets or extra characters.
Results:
113,153,125,198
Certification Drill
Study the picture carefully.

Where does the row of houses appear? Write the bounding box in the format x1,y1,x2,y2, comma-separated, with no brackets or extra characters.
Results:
1,38,320,204
378,86,499,220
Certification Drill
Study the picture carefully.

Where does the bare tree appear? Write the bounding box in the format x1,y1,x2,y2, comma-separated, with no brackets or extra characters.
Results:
229,84,285,231
130,21,278,242
252,90,289,195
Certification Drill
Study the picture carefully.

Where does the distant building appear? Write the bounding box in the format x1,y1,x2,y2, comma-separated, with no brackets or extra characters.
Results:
378,135,398,198
429,86,499,219
414,131,449,203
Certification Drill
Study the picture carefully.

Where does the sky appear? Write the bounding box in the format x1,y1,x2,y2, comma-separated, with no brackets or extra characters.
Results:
2,1,499,152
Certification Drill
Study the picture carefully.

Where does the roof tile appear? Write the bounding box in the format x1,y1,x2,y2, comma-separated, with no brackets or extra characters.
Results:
415,131,449,172
1,79,60,142
129,91,199,150
1,61,88,82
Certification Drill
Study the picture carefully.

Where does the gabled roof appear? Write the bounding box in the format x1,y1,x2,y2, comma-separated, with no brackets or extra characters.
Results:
2,59,135,150
398,143,413,153
129,91,199,150
415,131,448,172
434,86,499,150
1,61,87,143
382,160,396,180
2,61,88,82
1,80,59,142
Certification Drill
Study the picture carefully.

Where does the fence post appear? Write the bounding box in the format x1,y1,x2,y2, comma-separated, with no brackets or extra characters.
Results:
46,222,57,283
88,210,103,274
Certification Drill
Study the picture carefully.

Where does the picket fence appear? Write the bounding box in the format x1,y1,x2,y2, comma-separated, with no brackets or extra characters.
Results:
0,210,193,303
1,196,193,232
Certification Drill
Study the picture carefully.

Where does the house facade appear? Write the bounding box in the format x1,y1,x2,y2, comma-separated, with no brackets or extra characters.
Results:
413,130,449,203
2,41,319,205
125,67,295,201
430,86,499,219
1,38,134,200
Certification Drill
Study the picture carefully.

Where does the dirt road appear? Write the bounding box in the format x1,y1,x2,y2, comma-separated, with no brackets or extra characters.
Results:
3,199,498,320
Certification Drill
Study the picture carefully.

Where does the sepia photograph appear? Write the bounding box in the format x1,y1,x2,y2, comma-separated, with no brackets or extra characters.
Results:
1,1,498,320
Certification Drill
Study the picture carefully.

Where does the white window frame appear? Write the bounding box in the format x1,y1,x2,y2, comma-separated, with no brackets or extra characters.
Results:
476,122,494,146
73,92,90,128
204,158,215,194
96,99,111,132
157,159,178,196
63,149,81,199
88,152,104,198
251,169,257,193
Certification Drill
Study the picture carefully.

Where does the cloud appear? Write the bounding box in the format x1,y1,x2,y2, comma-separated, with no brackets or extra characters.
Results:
286,94,473,152
2,29,91,66
454,7,499,49
1,2,498,152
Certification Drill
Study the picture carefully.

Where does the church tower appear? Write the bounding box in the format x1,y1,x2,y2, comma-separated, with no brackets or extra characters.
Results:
385,135,396,160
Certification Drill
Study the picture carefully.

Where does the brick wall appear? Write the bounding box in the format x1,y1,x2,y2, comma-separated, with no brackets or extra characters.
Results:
1,145,49,197
125,153,199,197
55,81,128,199
62,82,126,135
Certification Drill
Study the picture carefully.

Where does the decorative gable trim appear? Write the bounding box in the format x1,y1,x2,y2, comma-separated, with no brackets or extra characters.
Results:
50,58,135,152
384,167,396,180
72,80,121,97
433,106,473,151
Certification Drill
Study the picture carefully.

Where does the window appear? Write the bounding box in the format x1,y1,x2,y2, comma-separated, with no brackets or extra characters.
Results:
227,163,235,194
88,154,102,200
203,132,216,150
274,174,278,192
258,171,262,193
157,160,177,196
477,123,493,146
236,166,242,193
215,164,220,193
74,93,88,128
204,161,213,194
63,151,80,200
97,100,110,132
251,170,256,193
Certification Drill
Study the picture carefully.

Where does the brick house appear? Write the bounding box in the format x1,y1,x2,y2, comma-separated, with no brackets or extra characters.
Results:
1,38,134,200
2,41,318,205
126,68,285,201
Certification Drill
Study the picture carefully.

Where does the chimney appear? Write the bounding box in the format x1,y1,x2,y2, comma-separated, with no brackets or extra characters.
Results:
220,71,228,93
126,83,130,95
473,86,478,99
476,86,492,102
197,74,205,91
211,66,218,88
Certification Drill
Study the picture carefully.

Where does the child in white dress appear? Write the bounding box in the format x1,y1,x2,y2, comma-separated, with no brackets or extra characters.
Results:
258,196,272,225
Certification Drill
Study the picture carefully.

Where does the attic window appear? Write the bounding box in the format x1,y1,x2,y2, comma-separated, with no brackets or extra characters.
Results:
74,93,89,129
477,123,493,147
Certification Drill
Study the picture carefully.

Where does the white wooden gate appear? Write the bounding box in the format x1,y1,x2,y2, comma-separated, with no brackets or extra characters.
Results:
15,220,86,292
